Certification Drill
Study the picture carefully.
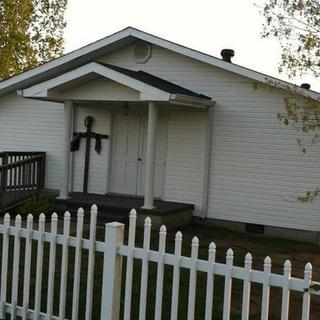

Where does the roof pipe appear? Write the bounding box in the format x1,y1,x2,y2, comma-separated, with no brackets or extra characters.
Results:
221,49,235,63
301,83,311,90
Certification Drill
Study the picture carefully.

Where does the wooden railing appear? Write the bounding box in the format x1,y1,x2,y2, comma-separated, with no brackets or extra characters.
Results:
0,152,46,211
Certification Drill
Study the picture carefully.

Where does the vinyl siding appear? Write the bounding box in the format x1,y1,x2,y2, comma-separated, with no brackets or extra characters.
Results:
0,92,64,190
209,91,320,231
100,44,320,231
164,110,206,210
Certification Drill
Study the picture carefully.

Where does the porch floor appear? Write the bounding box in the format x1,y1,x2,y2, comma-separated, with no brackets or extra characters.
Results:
55,192,194,229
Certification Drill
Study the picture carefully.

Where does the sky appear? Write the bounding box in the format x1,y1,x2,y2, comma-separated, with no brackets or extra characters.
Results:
64,0,319,92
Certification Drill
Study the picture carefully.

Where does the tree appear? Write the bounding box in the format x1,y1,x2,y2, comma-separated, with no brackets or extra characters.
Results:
261,0,320,78
0,0,67,81
260,0,320,202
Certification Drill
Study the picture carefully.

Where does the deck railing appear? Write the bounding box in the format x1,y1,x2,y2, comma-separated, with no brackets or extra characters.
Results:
0,152,46,210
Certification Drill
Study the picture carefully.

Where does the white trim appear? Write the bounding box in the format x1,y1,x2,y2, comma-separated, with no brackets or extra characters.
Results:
1,27,319,101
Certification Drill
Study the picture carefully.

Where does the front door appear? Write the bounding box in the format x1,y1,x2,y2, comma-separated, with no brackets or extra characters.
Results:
109,113,167,197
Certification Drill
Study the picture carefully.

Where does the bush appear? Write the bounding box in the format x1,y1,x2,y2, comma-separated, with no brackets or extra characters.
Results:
14,195,54,218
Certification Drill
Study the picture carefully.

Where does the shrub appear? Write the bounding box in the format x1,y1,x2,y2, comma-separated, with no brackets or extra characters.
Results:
14,195,54,218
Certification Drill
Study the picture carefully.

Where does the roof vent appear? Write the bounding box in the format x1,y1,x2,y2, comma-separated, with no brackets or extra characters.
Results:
221,49,235,63
301,83,311,90
132,41,152,64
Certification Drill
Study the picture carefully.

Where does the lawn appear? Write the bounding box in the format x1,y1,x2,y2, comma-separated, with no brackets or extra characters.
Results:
2,219,320,319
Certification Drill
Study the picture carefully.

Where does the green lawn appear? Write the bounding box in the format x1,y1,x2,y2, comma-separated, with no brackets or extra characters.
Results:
2,221,320,319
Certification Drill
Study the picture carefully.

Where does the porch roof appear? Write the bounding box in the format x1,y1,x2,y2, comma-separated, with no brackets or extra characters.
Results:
19,62,214,107
97,62,210,100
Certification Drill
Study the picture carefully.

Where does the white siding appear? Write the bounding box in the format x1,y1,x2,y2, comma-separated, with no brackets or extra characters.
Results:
0,92,64,190
60,78,140,101
208,88,320,231
164,110,206,211
100,44,320,231
72,105,111,194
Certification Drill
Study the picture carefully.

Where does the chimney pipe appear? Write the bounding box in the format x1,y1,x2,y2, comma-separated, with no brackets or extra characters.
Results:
301,83,311,90
221,49,235,63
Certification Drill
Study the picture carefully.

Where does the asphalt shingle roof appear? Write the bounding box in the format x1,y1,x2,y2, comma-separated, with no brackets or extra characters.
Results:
96,61,211,100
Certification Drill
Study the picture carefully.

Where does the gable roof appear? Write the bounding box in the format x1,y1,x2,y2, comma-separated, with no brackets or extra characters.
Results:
1,26,319,101
21,61,213,107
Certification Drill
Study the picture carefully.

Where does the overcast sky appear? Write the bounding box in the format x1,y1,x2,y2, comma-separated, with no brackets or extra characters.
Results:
64,0,319,92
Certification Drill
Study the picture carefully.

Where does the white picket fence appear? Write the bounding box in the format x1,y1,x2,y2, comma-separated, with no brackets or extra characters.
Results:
0,205,319,319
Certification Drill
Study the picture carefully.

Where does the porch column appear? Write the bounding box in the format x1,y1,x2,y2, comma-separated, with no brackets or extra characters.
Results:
59,100,73,199
142,101,158,209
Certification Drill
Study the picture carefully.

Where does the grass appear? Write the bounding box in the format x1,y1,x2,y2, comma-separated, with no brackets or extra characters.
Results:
2,220,320,319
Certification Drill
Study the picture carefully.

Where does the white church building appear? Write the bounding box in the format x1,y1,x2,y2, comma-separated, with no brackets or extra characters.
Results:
0,27,319,241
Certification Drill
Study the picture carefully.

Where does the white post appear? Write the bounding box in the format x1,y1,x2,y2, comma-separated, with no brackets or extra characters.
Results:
142,101,158,209
59,100,73,199
101,222,124,320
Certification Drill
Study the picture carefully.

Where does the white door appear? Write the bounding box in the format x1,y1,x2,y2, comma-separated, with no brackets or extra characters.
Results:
109,114,167,197
109,114,140,194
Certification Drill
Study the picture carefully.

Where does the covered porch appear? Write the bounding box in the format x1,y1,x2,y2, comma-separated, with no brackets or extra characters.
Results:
20,61,214,217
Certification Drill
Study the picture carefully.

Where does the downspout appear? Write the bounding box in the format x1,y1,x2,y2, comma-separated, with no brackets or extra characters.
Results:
201,104,215,219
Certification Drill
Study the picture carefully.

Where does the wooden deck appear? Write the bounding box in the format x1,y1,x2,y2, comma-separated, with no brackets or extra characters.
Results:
55,192,194,229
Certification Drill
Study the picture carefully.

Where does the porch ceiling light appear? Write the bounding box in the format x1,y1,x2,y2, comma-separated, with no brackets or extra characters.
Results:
122,102,129,116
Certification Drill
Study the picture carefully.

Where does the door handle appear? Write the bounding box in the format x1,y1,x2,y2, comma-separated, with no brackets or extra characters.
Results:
138,158,142,161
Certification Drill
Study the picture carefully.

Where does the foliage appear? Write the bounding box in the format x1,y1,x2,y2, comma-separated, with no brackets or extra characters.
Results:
260,0,320,78
0,0,67,81
259,0,320,202
14,195,54,217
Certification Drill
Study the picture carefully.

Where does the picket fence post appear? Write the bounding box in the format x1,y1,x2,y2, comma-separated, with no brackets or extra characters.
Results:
101,222,124,320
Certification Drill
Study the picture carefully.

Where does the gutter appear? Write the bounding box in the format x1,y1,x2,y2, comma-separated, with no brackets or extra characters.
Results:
170,93,215,108
201,104,215,219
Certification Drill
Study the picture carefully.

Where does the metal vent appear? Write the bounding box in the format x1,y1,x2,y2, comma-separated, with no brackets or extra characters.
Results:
246,223,265,235
132,41,152,64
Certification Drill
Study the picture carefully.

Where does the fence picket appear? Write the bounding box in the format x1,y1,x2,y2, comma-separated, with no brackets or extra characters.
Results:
223,248,234,320
138,217,152,320
59,211,71,319
22,214,33,320
72,208,84,320
46,212,58,319
261,256,272,320
85,204,98,320
170,231,183,320
0,207,316,320
34,213,46,319
281,260,291,320
241,253,252,320
187,237,199,320
204,242,216,320
123,209,137,320
11,215,22,320
154,225,167,320
301,263,312,320
0,213,10,319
